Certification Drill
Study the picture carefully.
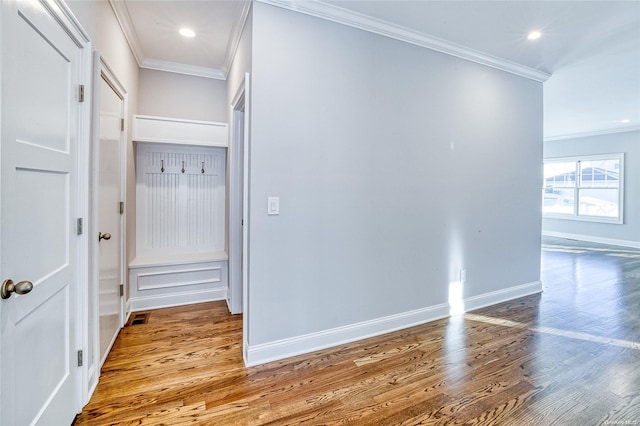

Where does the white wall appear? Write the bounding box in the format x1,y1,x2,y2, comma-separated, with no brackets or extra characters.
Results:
68,0,139,265
138,69,227,122
245,3,543,364
543,130,640,247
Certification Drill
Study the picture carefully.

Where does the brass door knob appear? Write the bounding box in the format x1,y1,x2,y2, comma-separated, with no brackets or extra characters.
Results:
1,279,33,299
98,232,112,241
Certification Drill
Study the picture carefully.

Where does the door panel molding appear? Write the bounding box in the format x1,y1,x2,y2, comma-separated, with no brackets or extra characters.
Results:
0,0,91,423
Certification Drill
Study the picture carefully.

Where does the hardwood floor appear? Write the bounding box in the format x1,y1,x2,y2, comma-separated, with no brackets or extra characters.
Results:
76,237,640,425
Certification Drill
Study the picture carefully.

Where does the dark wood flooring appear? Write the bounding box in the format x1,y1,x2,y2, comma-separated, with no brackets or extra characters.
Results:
75,237,640,425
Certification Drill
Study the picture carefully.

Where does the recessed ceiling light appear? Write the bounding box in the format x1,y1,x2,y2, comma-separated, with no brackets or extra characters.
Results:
620,119,631,124
179,28,196,38
527,31,542,40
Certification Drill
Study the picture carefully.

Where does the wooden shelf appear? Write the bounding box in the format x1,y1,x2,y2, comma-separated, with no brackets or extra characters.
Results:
133,115,228,147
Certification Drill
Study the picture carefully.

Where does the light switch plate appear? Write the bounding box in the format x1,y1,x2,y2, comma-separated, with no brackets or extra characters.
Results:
268,196,279,215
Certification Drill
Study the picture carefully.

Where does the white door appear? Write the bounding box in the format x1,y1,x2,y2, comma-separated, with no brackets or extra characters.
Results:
97,72,124,365
0,0,86,424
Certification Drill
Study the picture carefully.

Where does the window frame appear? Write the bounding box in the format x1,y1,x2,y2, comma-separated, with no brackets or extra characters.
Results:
543,153,624,224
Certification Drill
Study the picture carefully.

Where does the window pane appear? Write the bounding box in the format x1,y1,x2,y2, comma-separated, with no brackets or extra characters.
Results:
579,159,619,188
579,160,594,187
544,162,576,188
578,188,619,218
606,159,620,188
543,187,576,215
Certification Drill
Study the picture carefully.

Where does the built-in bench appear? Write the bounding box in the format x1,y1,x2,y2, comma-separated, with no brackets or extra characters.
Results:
128,251,228,311
129,115,229,312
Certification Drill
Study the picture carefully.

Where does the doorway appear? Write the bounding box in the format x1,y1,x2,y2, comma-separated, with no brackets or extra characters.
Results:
229,74,250,360
88,53,127,394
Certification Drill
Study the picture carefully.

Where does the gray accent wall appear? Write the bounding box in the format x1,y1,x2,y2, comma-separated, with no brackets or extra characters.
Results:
543,130,640,246
247,3,543,348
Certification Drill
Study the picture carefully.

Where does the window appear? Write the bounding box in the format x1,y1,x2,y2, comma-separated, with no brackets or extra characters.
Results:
543,154,624,223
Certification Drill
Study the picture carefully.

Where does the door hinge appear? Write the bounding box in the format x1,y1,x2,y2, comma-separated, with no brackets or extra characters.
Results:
76,218,83,235
77,350,83,367
120,118,125,131
79,85,85,102
119,201,125,215
119,284,124,297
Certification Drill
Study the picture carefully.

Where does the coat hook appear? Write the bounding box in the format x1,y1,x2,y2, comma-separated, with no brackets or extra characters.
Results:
161,159,165,173
201,162,205,174
181,160,185,174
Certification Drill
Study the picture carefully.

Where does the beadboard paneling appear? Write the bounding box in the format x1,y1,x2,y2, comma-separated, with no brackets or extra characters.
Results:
136,143,226,258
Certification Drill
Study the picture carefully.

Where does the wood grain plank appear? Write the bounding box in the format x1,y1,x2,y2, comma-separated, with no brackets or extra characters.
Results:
75,237,640,425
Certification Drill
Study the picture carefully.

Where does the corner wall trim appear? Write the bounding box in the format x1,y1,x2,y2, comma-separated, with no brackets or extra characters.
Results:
542,231,640,249
222,1,252,78
464,281,543,313
245,303,450,367
108,0,144,66
256,0,550,83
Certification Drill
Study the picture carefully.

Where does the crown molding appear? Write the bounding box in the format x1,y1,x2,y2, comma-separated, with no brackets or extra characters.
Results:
108,0,144,66
109,0,226,80
141,59,226,80
222,1,252,78
544,125,640,142
257,0,551,83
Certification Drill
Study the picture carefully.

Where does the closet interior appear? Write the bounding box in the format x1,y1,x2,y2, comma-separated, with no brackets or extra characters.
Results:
129,115,229,311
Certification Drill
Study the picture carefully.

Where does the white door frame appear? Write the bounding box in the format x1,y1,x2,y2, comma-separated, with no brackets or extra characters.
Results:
229,73,251,362
87,52,127,401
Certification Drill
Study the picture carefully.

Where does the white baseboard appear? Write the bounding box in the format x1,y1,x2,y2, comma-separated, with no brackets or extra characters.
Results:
129,288,227,312
245,303,450,367
543,231,640,249
464,281,543,312
86,381,99,408
245,280,545,367
124,300,132,324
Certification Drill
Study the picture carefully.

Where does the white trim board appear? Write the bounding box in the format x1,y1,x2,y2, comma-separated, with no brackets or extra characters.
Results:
245,303,450,367
463,281,543,313
108,0,144,65
129,288,227,312
132,115,228,147
544,125,640,142
245,279,542,366
141,58,225,80
542,231,640,249
257,0,550,83
222,1,252,77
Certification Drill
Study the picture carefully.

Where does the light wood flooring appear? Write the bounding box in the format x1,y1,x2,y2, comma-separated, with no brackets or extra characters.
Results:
76,237,640,425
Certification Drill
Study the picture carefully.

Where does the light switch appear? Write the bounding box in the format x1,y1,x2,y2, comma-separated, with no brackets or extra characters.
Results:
268,196,279,215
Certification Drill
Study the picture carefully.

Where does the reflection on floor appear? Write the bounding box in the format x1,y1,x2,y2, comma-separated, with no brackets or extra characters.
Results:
75,237,640,425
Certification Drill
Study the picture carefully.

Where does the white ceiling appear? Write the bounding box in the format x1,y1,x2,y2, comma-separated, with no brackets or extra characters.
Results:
111,0,251,79
114,0,640,139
